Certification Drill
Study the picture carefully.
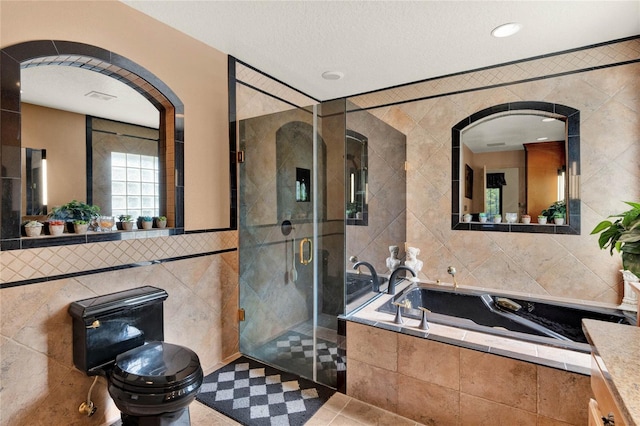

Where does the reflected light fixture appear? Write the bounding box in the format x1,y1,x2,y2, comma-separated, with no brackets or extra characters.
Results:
491,22,522,38
536,137,549,141
42,149,48,207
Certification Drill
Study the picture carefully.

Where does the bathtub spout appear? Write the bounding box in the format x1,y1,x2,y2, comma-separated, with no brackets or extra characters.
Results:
388,266,417,295
353,261,381,293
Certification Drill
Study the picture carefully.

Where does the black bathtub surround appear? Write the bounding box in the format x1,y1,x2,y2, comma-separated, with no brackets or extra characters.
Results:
343,278,634,374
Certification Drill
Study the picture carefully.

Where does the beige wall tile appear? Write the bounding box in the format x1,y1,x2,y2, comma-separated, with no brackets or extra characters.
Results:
460,393,537,426
347,322,398,371
397,334,460,390
397,374,460,425
341,399,416,426
537,366,592,425
460,348,537,412
347,358,398,413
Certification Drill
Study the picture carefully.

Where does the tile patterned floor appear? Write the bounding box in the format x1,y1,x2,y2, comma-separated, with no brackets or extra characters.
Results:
190,392,424,426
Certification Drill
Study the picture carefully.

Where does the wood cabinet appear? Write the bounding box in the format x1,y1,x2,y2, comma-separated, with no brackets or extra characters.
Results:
590,354,627,426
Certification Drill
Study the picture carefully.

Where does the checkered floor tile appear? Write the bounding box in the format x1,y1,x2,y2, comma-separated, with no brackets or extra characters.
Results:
252,331,346,388
197,356,334,426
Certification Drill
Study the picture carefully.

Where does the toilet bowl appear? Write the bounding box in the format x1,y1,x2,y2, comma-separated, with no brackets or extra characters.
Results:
69,286,203,426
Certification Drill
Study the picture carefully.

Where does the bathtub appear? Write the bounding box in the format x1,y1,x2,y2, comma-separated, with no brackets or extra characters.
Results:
346,272,388,312
377,283,636,352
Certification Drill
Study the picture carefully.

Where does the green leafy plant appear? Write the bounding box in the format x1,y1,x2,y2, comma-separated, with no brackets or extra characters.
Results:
49,200,100,222
591,201,640,278
155,216,167,222
541,200,566,220
140,216,153,222
24,220,42,228
73,219,88,225
118,215,133,222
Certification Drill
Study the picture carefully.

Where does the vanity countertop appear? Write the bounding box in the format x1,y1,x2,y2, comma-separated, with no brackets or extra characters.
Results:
583,319,640,426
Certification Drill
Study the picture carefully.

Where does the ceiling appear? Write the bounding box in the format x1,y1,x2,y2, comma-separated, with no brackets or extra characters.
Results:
19,1,640,129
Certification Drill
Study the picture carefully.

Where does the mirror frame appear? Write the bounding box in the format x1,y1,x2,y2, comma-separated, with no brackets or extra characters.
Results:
1,40,185,250
451,101,580,235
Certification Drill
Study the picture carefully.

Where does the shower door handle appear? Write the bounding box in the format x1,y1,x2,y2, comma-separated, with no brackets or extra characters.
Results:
300,238,313,265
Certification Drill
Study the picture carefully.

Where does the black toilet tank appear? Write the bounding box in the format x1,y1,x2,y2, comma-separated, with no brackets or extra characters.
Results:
69,286,168,375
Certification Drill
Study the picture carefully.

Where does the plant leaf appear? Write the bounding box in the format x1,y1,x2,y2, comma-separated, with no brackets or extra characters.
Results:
591,220,613,235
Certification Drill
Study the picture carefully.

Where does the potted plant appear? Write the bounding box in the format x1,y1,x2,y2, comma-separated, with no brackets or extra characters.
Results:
553,212,565,225
154,216,167,228
49,200,100,232
537,215,547,225
23,220,43,237
521,214,531,224
541,200,566,225
48,219,65,236
492,214,502,224
478,212,487,223
117,215,134,231
73,219,89,234
140,216,153,230
591,201,640,279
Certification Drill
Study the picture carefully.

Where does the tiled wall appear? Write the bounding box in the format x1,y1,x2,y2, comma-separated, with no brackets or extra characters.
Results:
0,236,239,425
349,38,640,302
345,108,407,274
347,322,592,425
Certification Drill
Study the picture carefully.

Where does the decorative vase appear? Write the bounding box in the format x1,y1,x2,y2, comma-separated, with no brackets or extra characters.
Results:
479,215,487,223
122,222,134,231
49,224,64,236
554,217,565,225
142,220,153,230
25,225,43,237
619,269,639,312
521,216,531,224
154,219,167,228
74,223,89,234
538,216,547,224
463,214,472,223
493,215,502,224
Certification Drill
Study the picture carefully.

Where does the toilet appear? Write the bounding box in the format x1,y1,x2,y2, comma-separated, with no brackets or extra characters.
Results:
69,286,203,426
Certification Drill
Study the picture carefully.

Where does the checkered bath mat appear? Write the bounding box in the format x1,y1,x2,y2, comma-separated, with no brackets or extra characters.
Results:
196,356,334,426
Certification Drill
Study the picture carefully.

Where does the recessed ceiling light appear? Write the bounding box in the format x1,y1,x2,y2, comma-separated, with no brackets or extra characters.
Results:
491,22,522,38
322,71,344,81
536,137,549,141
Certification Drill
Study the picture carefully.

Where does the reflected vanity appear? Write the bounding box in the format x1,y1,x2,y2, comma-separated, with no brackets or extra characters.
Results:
451,101,580,235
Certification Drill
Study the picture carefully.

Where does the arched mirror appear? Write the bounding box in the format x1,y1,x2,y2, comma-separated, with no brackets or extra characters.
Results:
451,101,580,235
0,40,185,250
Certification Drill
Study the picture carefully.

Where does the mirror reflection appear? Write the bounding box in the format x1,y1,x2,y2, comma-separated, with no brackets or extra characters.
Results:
452,102,580,234
345,130,368,225
20,65,160,223
22,148,47,215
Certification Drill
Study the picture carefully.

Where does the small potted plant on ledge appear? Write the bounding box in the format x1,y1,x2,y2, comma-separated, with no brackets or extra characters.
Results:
478,212,487,223
537,214,547,224
541,200,566,226
153,216,167,228
73,219,89,234
521,214,531,224
48,219,65,236
24,220,43,237
139,216,153,230
117,215,134,231
48,200,100,232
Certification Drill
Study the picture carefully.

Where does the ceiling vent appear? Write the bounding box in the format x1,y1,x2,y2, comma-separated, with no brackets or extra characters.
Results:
85,91,117,101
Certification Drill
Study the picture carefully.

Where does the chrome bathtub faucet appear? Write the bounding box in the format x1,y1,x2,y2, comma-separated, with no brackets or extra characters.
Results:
353,260,380,293
388,266,417,295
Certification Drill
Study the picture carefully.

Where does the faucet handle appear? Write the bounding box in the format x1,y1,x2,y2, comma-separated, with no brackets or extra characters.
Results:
418,307,430,330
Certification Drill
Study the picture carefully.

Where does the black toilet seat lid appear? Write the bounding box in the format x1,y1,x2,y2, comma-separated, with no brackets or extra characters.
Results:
112,341,201,389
